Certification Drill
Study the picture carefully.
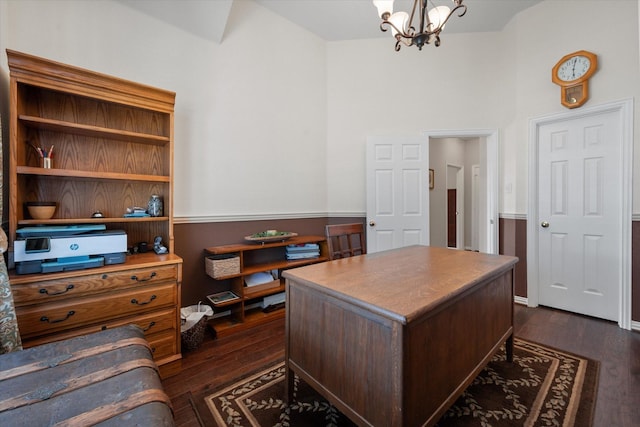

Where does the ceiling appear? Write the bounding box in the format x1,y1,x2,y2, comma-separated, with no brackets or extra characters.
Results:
255,0,543,41
116,0,542,44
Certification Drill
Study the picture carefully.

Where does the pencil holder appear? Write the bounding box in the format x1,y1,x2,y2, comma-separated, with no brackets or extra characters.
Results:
41,157,52,169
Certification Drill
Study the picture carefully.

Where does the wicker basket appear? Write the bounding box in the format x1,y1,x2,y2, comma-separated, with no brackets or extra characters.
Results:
181,315,208,351
180,303,213,351
205,254,240,279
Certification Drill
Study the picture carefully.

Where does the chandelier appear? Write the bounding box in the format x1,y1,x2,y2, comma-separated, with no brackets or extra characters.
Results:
373,0,467,51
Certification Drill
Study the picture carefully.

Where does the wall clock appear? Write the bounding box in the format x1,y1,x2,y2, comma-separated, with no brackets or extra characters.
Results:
552,50,598,109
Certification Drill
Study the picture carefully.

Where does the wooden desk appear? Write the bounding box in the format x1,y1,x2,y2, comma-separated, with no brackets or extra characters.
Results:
283,245,518,427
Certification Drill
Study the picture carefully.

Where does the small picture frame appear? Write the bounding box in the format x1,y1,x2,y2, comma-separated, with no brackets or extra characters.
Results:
207,290,240,305
429,169,434,190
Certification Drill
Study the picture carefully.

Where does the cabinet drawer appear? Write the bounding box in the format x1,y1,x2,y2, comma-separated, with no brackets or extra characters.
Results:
101,307,178,336
148,330,178,361
21,307,178,348
11,265,179,305
17,283,177,339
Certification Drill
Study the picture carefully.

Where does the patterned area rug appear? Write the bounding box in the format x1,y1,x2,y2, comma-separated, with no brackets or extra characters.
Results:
193,338,598,427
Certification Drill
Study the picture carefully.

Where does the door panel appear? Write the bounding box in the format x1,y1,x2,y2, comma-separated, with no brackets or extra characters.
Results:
538,110,620,321
366,137,429,253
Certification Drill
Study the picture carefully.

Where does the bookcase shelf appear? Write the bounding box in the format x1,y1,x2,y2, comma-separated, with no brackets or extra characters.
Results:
204,235,328,337
17,166,170,182
19,115,171,145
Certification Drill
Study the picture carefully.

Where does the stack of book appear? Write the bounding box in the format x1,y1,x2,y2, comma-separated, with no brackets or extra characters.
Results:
286,243,320,260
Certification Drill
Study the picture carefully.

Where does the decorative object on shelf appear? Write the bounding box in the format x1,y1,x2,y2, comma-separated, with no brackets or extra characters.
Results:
25,202,56,220
552,50,598,109
91,211,104,218
244,231,298,243
153,236,168,254
373,0,467,51
124,206,150,218
147,194,163,217
30,143,54,168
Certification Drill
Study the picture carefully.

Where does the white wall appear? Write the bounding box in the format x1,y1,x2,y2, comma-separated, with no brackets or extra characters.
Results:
0,0,328,221
326,0,640,217
1,0,639,221
326,30,508,216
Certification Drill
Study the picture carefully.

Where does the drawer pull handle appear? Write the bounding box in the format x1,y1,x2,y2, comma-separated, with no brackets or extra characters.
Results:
39,284,74,296
131,295,157,305
41,310,75,324
131,272,157,282
142,321,156,332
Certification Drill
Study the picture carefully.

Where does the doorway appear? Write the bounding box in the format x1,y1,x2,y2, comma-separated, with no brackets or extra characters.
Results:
446,164,464,249
425,129,498,254
527,99,633,329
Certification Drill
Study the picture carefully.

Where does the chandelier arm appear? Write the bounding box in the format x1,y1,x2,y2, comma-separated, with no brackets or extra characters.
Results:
394,36,415,51
427,4,467,33
453,4,467,18
380,21,412,38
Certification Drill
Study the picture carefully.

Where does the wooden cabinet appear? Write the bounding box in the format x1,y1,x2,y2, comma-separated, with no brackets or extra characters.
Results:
9,254,183,378
6,50,182,378
204,235,328,337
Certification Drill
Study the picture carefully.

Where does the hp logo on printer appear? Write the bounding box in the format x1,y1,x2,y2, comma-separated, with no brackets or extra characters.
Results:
70,243,79,251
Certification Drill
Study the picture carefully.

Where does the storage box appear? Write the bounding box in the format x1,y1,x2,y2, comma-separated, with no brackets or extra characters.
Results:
205,254,240,278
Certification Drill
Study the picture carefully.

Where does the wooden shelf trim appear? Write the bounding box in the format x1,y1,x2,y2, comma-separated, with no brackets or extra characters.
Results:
19,115,170,145
17,165,170,182
8,49,175,113
18,216,169,226
219,257,328,279
204,235,326,255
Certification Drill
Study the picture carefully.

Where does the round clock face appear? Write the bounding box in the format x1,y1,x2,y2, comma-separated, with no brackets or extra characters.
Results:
556,55,592,82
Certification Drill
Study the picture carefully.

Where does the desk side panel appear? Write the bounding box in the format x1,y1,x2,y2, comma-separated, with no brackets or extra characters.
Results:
287,282,403,427
404,268,514,425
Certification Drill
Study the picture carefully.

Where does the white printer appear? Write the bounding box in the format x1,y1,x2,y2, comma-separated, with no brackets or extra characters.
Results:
14,224,127,274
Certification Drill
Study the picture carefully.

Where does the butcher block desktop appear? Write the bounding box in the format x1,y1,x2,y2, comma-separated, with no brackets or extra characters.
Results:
283,245,518,427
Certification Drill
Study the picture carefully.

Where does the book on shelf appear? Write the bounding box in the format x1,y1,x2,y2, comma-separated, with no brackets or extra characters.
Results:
286,243,319,252
286,252,320,260
286,243,319,260
206,290,240,305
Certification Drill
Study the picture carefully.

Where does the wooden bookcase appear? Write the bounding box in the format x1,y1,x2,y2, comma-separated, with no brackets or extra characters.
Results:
6,50,183,377
204,235,328,337
7,49,175,249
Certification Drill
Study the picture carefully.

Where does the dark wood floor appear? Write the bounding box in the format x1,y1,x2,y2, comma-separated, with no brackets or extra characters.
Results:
162,304,640,427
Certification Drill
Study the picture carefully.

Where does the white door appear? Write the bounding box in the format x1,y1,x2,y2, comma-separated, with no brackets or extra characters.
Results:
537,110,621,321
366,136,429,253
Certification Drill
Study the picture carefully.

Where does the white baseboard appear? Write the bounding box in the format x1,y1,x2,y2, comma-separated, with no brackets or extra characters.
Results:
632,320,640,332
514,296,528,306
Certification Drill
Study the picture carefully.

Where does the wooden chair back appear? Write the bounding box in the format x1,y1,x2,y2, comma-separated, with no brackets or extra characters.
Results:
325,223,366,260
